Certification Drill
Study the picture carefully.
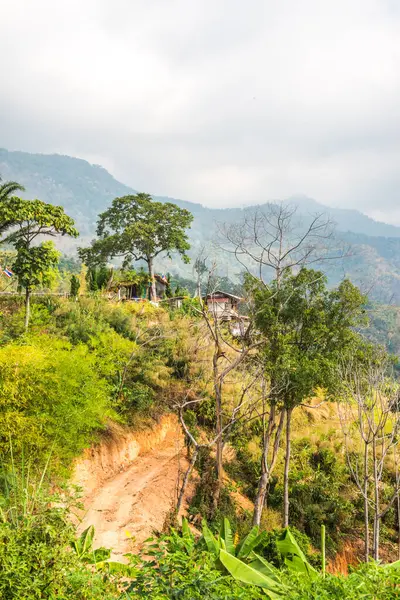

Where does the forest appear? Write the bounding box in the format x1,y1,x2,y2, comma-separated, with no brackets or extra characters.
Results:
0,179,400,599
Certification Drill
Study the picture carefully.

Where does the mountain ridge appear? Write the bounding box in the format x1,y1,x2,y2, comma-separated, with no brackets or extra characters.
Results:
1,147,399,238
2,147,400,303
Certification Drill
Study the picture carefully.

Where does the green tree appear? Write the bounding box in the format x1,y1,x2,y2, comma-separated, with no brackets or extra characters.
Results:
79,193,193,301
86,265,112,292
250,268,366,526
0,198,78,329
13,241,61,329
70,274,81,299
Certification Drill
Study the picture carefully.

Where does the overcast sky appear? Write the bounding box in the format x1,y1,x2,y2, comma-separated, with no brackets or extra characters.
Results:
1,1,400,222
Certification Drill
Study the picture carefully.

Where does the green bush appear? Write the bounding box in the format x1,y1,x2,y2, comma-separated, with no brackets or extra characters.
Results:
0,336,115,475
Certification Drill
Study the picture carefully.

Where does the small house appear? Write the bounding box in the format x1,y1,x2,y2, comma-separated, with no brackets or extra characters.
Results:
203,291,242,321
164,295,187,309
112,274,168,302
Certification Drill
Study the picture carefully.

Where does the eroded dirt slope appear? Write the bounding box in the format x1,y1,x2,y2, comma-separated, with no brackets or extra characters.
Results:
74,416,191,559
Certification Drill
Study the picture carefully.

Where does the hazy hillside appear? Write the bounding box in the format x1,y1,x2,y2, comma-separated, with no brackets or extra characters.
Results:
2,147,400,302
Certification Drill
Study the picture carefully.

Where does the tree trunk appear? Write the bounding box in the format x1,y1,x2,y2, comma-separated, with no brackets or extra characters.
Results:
176,447,198,515
397,490,400,561
148,257,157,301
253,470,270,527
363,442,370,562
213,377,223,512
372,437,380,561
253,407,285,526
24,287,31,331
283,407,293,528
196,276,202,299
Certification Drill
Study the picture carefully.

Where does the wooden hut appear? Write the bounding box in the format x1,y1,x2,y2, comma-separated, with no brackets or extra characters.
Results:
112,274,168,301
203,291,242,321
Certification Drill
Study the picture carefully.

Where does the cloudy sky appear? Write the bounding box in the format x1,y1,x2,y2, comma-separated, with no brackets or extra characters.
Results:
1,0,400,222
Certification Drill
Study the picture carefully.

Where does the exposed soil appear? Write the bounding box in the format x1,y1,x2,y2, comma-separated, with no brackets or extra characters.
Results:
74,416,192,560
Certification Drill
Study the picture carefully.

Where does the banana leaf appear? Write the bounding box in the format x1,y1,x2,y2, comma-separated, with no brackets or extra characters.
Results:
202,519,220,557
276,529,318,580
220,517,235,555
237,526,265,558
72,525,95,558
249,553,281,582
181,517,192,540
219,549,284,598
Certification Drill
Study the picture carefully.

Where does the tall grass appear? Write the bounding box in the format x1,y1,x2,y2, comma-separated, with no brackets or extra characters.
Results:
0,441,53,526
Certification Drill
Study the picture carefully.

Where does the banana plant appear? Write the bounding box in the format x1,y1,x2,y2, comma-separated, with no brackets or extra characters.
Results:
201,519,321,596
276,528,318,581
202,517,266,559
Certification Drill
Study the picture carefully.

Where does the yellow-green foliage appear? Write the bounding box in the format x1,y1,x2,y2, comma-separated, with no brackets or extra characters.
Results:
0,336,115,474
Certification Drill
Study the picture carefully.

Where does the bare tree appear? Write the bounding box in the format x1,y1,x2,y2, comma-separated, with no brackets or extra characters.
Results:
200,267,264,510
219,203,344,286
173,263,265,515
193,246,208,299
339,352,400,561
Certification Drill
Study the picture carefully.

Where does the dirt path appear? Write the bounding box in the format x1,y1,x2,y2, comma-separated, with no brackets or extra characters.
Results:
78,432,189,560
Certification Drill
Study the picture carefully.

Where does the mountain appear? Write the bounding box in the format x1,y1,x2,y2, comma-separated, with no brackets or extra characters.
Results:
2,147,400,302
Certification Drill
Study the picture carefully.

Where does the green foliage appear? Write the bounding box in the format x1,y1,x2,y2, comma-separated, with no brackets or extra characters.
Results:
0,196,78,244
275,528,318,580
86,265,112,291
219,550,283,597
70,273,81,297
268,442,354,550
79,193,193,284
250,268,367,407
201,518,266,560
0,337,115,474
124,521,400,599
0,463,119,599
0,195,78,328
13,240,61,290
125,526,265,599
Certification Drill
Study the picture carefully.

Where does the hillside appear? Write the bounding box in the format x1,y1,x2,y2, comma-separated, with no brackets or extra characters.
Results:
3,148,400,302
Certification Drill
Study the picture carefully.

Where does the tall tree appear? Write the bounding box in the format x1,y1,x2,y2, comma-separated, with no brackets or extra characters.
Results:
250,268,366,526
221,203,350,526
79,193,193,301
0,197,78,329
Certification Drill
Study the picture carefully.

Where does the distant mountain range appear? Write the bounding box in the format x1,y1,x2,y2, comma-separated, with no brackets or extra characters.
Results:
2,147,400,303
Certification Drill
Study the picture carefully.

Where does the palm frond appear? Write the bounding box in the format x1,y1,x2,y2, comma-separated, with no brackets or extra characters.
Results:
0,181,25,201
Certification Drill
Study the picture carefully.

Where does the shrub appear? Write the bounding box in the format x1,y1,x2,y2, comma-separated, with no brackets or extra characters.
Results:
0,337,115,475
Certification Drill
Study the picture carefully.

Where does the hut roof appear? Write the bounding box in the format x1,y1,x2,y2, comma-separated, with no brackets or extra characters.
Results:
204,290,243,301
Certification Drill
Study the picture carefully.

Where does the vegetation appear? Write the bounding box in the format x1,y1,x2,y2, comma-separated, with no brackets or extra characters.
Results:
0,196,78,328
1,176,400,597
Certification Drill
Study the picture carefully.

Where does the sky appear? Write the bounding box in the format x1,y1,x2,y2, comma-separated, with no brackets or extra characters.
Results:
1,1,400,222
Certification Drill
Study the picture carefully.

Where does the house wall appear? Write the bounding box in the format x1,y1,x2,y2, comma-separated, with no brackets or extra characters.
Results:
155,280,167,299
